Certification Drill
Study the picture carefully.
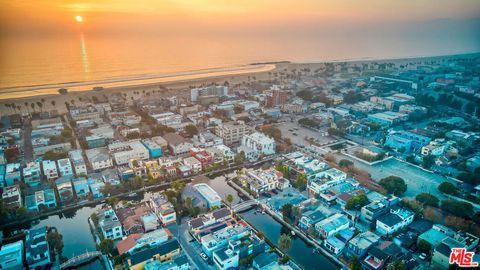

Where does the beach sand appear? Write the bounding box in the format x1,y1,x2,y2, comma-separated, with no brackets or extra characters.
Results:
1,53,477,116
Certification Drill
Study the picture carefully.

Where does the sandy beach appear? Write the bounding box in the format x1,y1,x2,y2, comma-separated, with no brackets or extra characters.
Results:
0,53,477,116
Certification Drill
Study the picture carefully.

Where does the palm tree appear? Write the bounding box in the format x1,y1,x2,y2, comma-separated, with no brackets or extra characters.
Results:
4,103,11,113
24,102,29,113
11,103,17,113
36,101,42,112
30,103,35,112
51,100,56,107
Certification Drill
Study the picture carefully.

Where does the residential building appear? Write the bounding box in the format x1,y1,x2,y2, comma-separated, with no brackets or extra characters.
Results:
191,85,228,102
315,213,350,239
144,253,189,270
265,90,289,107
57,158,74,177
108,140,149,165
25,189,56,212
253,252,280,270
183,157,202,174
163,133,194,155
200,224,249,257
86,135,107,149
245,168,289,194
421,139,447,156
362,241,402,270
42,160,59,180
25,227,51,269
299,210,327,231
69,105,102,121
72,177,90,198
1,185,22,209
213,248,239,270
141,139,163,158
361,197,398,224
5,163,21,186
126,239,181,270
149,195,177,225
0,240,23,270
240,132,276,159
192,131,224,148
23,162,42,186
431,237,465,270
214,121,253,145
324,228,355,255
345,231,381,259
367,111,408,126
116,228,172,255
385,130,431,152
193,183,222,209
99,207,123,240
86,147,113,171
56,177,74,202
376,207,415,236
69,150,87,176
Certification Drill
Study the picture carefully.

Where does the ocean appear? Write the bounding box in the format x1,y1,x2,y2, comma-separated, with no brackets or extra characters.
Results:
0,29,479,92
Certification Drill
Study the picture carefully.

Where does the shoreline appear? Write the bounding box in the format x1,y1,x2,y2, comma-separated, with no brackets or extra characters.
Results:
1,52,478,115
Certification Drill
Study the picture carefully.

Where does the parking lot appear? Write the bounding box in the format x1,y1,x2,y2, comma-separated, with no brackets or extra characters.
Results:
276,121,335,146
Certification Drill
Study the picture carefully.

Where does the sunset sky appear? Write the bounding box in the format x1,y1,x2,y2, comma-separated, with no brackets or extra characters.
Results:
1,0,479,36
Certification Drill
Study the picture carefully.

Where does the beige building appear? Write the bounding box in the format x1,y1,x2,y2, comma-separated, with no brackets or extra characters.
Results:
214,121,253,145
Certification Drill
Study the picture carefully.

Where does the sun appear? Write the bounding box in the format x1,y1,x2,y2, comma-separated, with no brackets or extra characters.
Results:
75,15,83,23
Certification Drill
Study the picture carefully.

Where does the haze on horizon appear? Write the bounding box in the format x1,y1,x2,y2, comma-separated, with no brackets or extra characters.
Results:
1,0,480,37
0,0,479,90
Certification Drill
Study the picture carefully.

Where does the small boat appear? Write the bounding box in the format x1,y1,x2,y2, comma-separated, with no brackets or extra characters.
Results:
128,192,137,197
291,231,295,236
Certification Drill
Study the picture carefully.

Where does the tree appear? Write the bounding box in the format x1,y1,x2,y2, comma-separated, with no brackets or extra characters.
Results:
385,260,406,270
90,213,99,226
47,231,64,257
99,239,115,255
417,239,432,253
415,193,439,207
184,124,198,137
278,233,292,253
294,173,307,191
226,194,234,206
339,159,354,168
457,172,480,186
438,182,459,196
349,256,362,270
345,194,369,210
281,203,293,222
185,197,193,209
379,176,407,196
441,200,473,218
101,182,114,197
422,155,435,169
296,89,313,101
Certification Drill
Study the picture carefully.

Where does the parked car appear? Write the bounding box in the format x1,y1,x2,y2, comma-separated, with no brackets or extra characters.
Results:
200,252,208,261
419,253,428,260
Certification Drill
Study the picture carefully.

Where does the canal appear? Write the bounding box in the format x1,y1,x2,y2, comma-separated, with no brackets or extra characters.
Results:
206,175,340,270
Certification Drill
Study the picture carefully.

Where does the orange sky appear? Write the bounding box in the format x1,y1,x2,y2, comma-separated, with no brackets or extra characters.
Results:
1,0,479,35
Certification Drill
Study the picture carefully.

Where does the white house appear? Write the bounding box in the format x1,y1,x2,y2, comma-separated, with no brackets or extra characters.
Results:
315,213,350,239
240,132,276,158
98,207,123,240
86,147,113,171
41,160,58,180
108,140,149,165
376,207,415,236
183,157,202,174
